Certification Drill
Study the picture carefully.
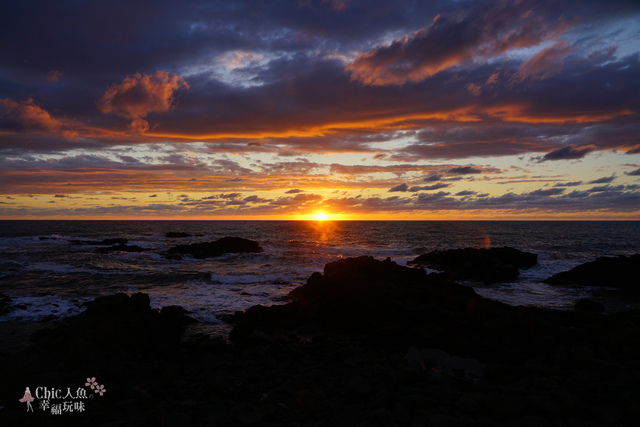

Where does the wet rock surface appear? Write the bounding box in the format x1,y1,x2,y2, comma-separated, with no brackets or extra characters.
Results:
544,254,640,291
166,236,263,259
1,256,639,426
409,246,538,284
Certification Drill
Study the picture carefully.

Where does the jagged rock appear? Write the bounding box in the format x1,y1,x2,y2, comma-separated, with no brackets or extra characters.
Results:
408,247,538,284
31,293,197,361
166,236,263,259
543,254,640,291
230,256,490,352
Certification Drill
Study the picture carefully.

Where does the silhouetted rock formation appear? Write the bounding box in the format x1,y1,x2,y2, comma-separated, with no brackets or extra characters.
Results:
544,254,640,291
166,232,193,238
2,257,640,426
408,246,538,284
230,256,513,357
166,236,263,259
31,293,196,357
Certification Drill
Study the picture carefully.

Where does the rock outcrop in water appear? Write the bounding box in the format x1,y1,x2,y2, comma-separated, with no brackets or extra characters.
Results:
543,254,640,292
165,232,193,238
230,255,485,348
166,236,263,259
408,246,538,284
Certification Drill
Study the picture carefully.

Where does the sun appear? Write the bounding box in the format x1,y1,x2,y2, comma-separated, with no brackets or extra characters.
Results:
314,212,328,221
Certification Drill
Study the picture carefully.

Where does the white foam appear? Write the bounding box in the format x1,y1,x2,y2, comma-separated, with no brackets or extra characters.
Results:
147,280,298,324
0,295,88,322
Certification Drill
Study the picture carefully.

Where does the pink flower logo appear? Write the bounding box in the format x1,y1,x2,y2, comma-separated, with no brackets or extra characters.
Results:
85,377,98,390
85,377,106,396
94,384,106,396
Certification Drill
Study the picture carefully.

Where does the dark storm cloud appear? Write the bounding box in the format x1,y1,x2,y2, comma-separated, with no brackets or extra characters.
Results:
346,0,570,85
346,0,640,85
408,183,450,192
529,188,565,196
3,34,639,160
448,166,482,175
588,175,616,184
0,0,449,88
553,181,583,187
423,174,442,182
388,183,409,193
538,145,594,162
389,182,451,192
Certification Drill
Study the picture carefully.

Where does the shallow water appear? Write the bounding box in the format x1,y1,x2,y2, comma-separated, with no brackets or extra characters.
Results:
1,220,639,332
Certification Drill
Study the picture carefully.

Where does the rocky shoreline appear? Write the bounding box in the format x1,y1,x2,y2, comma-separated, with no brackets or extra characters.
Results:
1,255,640,426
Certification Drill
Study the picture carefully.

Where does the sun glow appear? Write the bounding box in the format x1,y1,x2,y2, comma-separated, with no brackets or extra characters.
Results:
315,212,329,221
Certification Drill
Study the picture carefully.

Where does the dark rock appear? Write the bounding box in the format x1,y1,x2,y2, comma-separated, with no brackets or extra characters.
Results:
574,298,605,313
543,254,640,291
95,244,146,253
166,232,193,238
160,305,198,328
166,236,263,259
30,292,197,363
231,256,494,354
3,257,640,427
0,292,12,316
408,246,538,284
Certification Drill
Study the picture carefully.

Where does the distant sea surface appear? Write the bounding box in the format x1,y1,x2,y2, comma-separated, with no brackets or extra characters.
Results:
1,220,639,335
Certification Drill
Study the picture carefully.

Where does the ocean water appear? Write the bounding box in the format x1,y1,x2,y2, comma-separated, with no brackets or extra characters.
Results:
1,220,639,334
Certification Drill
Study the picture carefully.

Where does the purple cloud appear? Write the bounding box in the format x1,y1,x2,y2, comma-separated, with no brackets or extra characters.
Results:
539,145,594,162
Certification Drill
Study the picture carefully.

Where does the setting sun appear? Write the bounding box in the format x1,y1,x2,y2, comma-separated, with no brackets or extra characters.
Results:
315,212,328,221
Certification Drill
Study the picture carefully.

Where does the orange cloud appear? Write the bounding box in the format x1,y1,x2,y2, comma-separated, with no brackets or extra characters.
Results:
346,0,572,86
0,98,62,131
516,41,573,81
97,71,189,133
146,107,481,142
485,104,633,124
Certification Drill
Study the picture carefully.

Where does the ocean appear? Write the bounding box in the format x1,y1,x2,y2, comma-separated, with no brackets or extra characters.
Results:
1,220,639,335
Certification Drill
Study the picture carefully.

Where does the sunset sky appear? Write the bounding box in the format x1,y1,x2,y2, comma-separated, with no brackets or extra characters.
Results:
1,0,639,220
